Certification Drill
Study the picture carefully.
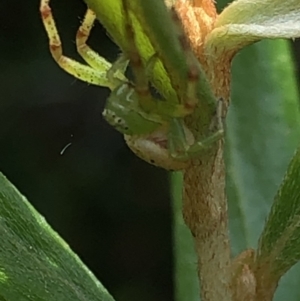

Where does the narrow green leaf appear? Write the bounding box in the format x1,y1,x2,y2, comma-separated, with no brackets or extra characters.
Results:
0,172,114,301
257,146,300,275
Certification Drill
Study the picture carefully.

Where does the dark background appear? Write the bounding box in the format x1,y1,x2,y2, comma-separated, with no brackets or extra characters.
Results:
0,1,299,301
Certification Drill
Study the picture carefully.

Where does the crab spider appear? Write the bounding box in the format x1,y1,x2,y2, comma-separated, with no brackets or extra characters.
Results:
39,0,223,170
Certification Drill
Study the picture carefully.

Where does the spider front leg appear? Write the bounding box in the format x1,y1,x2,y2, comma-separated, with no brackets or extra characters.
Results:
121,0,196,119
40,0,117,89
120,0,157,115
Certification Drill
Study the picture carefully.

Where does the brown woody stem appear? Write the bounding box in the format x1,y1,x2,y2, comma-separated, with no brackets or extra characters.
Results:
183,141,232,301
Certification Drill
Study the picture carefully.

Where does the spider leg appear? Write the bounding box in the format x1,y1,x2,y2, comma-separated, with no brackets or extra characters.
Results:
76,9,100,69
167,119,192,156
167,7,224,159
216,97,225,131
40,0,113,89
121,1,200,118
144,54,194,118
76,9,127,87
169,7,200,110
167,98,224,160
121,0,157,113
168,119,223,160
106,54,129,85
184,129,223,158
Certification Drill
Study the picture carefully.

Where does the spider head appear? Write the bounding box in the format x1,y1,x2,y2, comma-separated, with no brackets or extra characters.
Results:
103,83,159,135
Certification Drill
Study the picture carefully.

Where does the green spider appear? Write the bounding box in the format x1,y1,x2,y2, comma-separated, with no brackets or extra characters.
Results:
39,0,223,170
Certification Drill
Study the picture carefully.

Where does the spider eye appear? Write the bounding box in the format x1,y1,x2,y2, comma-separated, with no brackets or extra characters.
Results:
102,109,131,134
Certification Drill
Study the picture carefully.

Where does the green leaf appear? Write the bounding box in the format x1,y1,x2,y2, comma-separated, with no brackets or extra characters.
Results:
0,172,114,301
206,0,300,58
256,146,300,276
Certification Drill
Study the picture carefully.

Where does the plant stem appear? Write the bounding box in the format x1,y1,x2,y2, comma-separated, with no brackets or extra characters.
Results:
183,142,232,301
